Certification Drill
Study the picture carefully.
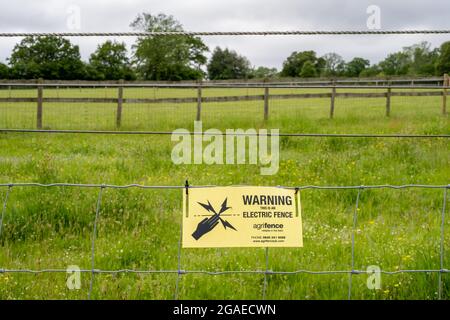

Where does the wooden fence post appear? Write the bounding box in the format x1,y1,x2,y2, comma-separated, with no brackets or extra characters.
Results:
196,83,202,121
443,74,448,115
386,81,391,117
37,78,43,129
116,79,124,128
264,86,269,121
330,80,336,119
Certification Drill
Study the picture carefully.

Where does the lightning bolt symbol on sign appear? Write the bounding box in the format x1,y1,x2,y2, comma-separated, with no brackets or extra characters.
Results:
192,198,237,240
197,198,236,230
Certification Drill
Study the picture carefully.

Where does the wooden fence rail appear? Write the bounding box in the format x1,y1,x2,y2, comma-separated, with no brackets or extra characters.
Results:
0,91,446,103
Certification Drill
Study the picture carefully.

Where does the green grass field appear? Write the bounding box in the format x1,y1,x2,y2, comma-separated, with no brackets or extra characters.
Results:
0,87,449,299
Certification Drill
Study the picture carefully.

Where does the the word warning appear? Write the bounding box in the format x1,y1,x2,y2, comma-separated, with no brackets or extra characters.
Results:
182,186,303,248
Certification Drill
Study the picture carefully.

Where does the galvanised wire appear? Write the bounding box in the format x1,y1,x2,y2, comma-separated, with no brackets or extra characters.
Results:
0,30,449,37
1,129,449,138
1,269,448,275
0,183,449,299
0,183,447,189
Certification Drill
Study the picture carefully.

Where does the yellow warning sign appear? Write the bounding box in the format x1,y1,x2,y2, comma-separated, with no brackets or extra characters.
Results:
182,186,302,248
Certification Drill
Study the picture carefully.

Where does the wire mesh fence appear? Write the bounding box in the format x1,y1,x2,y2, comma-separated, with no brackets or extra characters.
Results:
0,80,448,133
0,183,448,299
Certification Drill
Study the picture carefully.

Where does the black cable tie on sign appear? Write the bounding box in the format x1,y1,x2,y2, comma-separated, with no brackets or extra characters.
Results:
185,180,189,195
185,180,189,218
295,187,299,194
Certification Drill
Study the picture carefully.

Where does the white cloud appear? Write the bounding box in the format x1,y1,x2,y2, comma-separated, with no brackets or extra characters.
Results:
0,0,449,68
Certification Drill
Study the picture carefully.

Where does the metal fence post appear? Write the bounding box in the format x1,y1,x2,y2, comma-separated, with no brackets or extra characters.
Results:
37,78,43,129
348,187,362,300
264,86,269,121
196,83,202,121
438,187,448,300
330,80,336,119
262,247,269,299
386,81,391,117
0,186,12,239
88,185,104,300
175,181,189,300
443,74,448,115
116,79,124,128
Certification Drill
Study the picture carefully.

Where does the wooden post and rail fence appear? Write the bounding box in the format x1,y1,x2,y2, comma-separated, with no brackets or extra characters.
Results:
0,75,448,130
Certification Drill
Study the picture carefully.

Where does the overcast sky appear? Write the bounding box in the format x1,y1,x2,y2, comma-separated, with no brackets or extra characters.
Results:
0,0,448,68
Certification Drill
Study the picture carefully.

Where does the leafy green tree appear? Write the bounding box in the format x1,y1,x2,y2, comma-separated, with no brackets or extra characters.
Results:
322,53,345,77
281,51,323,77
207,47,252,80
436,41,450,75
88,41,136,80
344,57,370,77
299,61,317,77
316,57,326,76
403,42,439,76
379,51,411,76
0,62,9,79
250,66,278,79
131,13,208,81
8,36,85,80
359,64,382,77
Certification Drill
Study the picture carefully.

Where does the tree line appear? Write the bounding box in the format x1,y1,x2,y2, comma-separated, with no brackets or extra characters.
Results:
0,12,449,81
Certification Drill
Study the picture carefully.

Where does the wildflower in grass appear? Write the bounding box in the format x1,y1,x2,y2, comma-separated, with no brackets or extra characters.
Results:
402,255,412,262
